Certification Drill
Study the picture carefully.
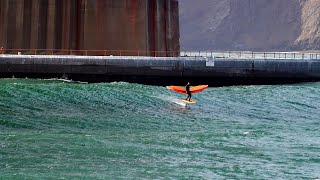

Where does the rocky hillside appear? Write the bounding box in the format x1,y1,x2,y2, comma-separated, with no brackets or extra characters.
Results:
179,0,320,51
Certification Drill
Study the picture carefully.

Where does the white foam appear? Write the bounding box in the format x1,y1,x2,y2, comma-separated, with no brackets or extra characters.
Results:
42,78,88,84
157,95,186,107
172,99,187,107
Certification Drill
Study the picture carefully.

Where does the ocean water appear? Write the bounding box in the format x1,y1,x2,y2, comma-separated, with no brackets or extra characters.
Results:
0,79,319,179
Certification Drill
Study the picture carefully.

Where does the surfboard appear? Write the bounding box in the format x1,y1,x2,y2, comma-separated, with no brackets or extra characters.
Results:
166,85,208,94
181,98,197,104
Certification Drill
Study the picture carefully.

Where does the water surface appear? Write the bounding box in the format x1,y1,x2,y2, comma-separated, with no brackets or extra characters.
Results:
0,79,319,179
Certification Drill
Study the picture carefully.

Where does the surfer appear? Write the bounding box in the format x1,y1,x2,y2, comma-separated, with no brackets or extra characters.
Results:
185,82,192,101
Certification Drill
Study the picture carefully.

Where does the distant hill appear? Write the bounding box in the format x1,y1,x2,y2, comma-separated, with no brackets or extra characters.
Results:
179,0,320,51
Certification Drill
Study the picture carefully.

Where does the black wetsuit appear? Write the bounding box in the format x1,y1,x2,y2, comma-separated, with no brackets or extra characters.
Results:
186,84,191,101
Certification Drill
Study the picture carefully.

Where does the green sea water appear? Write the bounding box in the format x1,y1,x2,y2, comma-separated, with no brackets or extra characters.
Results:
0,79,319,179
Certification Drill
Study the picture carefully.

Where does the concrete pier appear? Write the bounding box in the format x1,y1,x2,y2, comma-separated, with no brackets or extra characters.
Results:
1,55,320,86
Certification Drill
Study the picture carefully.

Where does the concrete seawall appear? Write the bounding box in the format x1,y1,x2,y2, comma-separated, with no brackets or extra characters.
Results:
1,55,320,86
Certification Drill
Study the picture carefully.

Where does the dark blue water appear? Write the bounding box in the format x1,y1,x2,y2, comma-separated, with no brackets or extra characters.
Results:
0,79,319,179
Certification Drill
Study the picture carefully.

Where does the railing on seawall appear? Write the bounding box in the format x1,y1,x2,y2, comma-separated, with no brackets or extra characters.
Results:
1,48,320,60
181,51,320,60
0,49,180,57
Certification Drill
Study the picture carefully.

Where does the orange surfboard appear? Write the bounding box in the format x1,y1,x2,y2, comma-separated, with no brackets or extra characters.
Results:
166,85,208,94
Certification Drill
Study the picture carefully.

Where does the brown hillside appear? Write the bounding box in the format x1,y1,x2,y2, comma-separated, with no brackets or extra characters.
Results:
179,0,320,51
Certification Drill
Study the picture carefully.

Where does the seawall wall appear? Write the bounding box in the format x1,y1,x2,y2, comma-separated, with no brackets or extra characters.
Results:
1,55,320,86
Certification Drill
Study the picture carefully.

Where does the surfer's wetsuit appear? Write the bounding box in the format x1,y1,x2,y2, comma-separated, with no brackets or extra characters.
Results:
186,83,191,101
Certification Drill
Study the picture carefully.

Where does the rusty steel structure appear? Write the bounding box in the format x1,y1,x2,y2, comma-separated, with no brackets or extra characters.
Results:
0,0,180,56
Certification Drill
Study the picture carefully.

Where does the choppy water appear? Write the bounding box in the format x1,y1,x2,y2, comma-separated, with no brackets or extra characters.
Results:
0,79,319,179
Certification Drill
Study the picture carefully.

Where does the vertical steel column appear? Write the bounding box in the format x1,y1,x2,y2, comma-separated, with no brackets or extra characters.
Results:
96,0,107,51
38,0,49,49
22,0,32,49
83,0,96,50
147,0,156,56
0,0,9,48
54,0,63,50
163,0,168,56
62,0,71,50
46,0,56,50
7,0,17,49
155,0,166,56
145,0,149,56
30,0,40,49
130,0,137,50
76,0,85,51
15,0,24,49
166,0,172,56
171,0,180,56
